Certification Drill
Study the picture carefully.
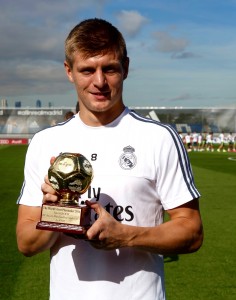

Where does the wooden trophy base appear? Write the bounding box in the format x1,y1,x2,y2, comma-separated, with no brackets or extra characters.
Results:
36,203,91,236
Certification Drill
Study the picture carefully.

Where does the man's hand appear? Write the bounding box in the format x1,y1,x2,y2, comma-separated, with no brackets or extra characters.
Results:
85,199,203,254
41,175,59,204
41,156,58,204
85,201,129,250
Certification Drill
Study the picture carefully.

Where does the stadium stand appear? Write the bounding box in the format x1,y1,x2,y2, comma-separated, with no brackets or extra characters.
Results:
0,107,235,145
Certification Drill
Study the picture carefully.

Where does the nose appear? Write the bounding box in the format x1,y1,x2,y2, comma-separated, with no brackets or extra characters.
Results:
93,70,107,88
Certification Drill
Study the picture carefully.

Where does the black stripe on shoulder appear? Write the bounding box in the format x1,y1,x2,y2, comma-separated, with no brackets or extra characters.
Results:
129,110,161,125
129,110,200,199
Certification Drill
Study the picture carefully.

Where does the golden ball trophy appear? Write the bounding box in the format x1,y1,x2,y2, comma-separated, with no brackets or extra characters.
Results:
36,152,93,236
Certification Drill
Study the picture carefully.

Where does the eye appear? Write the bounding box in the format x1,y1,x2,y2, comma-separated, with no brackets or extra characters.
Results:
103,66,119,74
104,67,114,72
79,67,94,75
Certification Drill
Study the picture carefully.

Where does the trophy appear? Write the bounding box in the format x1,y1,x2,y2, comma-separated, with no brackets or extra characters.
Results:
36,152,93,236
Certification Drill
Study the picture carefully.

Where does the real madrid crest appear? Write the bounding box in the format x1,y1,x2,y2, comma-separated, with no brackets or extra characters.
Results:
119,145,137,170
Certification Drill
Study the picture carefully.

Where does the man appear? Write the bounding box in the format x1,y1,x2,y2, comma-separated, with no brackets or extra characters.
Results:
206,131,214,152
16,18,203,300
197,132,203,151
202,131,207,151
184,132,192,152
227,132,235,152
217,132,226,152
191,131,198,151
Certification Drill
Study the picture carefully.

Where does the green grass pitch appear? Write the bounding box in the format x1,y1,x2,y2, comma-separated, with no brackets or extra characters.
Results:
0,145,236,300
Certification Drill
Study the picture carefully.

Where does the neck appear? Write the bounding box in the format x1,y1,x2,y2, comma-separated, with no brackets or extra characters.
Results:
78,103,125,126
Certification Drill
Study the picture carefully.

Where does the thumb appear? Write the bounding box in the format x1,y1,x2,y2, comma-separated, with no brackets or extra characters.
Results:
85,200,104,216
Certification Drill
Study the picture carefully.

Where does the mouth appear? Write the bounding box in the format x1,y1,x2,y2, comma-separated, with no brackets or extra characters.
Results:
91,91,110,100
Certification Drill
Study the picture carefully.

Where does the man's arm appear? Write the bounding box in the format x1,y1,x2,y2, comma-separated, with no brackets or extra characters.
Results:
16,184,60,258
16,205,60,257
86,199,203,255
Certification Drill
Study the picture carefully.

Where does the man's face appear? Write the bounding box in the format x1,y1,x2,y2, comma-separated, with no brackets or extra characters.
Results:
64,52,129,116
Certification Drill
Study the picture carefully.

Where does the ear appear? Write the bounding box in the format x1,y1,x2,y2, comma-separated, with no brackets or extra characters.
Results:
64,61,74,83
123,57,129,80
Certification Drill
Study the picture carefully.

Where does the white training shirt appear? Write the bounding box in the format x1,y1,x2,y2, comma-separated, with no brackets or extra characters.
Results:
192,133,198,143
185,134,191,144
219,133,224,143
17,107,200,300
206,134,213,143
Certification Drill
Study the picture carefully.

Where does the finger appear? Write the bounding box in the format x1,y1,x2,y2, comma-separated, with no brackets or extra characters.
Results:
44,175,51,185
41,181,56,194
85,200,104,215
41,182,58,203
85,200,112,239
86,220,101,240
50,156,56,165
43,192,58,203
